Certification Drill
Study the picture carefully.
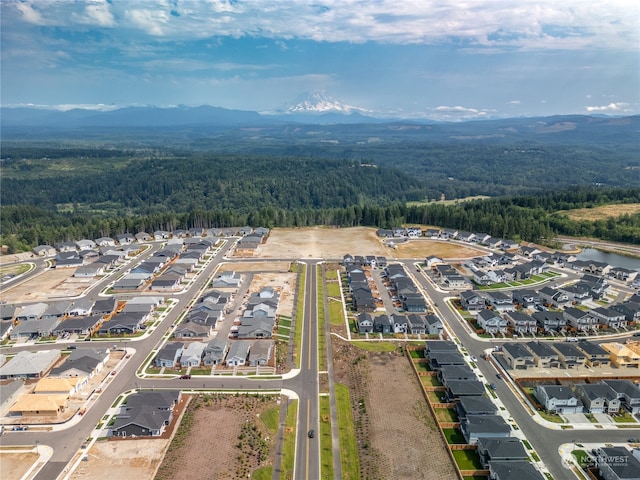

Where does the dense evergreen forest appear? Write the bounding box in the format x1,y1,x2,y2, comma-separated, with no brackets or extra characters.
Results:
1,144,639,252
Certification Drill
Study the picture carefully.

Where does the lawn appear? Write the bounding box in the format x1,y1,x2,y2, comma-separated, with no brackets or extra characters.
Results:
442,428,466,444
280,399,298,478
426,390,445,404
319,396,334,479
409,349,424,358
538,411,566,423
414,362,432,373
259,406,280,432
351,341,398,352
421,376,443,387
453,450,483,470
328,299,345,326
613,411,637,423
327,282,342,297
335,383,359,480
434,408,459,422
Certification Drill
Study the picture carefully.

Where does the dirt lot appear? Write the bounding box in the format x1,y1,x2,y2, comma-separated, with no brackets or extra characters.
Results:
155,394,280,480
332,338,457,479
258,227,390,258
69,438,169,480
2,268,92,302
258,227,484,260
0,451,39,480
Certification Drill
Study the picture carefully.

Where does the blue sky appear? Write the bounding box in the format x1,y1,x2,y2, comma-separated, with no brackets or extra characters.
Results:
1,0,638,120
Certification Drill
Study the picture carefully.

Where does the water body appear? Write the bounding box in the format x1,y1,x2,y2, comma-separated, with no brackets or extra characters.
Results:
575,248,640,270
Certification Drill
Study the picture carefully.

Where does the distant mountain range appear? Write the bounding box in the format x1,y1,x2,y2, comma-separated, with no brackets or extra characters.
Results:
1,99,639,147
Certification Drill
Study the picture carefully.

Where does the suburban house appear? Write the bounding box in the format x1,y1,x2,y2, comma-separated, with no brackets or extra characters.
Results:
594,446,640,480
505,311,537,335
445,380,487,400
428,351,466,370
456,396,498,419
551,342,587,369
525,342,560,368
564,307,598,332
591,307,627,329
203,338,229,366
98,312,146,335
407,314,426,335
356,312,374,334
373,315,393,334
511,289,540,308
477,309,508,335
460,291,485,313
574,383,621,414
501,343,535,370
391,314,409,334
33,245,56,256
438,364,477,384
155,343,184,368
424,315,443,336
603,380,640,414
248,341,274,366
212,271,242,288
538,287,570,309
226,340,252,366
532,311,566,334
180,342,206,367
53,315,103,336
476,437,528,468
489,461,545,480
67,299,95,317
461,414,511,445
575,341,611,367
534,385,583,414
111,390,181,437
485,291,514,313
0,350,61,379
49,348,109,380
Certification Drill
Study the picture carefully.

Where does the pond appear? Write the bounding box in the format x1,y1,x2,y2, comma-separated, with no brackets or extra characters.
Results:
575,248,640,270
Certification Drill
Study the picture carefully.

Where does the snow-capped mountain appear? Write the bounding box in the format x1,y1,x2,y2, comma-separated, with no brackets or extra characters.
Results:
285,90,371,115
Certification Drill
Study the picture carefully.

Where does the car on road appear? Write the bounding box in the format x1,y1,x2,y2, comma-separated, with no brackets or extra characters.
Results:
489,383,497,390
470,355,477,362
180,375,191,379
308,429,315,438
633,332,640,337
496,373,503,380
110,370,116,375
68,345,77,350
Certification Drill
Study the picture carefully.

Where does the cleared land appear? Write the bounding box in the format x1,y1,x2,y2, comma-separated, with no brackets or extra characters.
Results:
68,439,169,480
258,226,484,260
0,451,39,480
2,268,89,302
332,339,456,479
559,203,640,221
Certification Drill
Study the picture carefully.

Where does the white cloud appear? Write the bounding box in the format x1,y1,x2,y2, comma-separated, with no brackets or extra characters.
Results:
430,105,494,120
507,100,521,105
585,102,631,112
6,1,639,50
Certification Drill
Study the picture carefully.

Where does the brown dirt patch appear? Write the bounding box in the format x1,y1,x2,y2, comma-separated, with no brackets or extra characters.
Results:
69,439,169,480
258,227,391,259
393,239,485,259
0,451,39,480
3,268,91,302
332,338,456,480
155,394,280,480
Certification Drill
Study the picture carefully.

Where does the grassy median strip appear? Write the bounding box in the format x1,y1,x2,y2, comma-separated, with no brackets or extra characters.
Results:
336,383,359,480
281,399,298,478
319,396,334,479
352,341,397,352
293,263,307,369
317,265,328,371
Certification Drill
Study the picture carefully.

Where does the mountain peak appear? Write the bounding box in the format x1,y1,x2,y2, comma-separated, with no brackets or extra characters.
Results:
286,90,370,115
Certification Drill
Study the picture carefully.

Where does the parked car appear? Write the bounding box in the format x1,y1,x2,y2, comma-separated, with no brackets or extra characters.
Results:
633,332,640,337
180,374,191,380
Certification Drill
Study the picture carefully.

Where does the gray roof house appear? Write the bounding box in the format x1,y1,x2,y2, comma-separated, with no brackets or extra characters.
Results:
203,338,229,366
591,306,627,329
180,342,207,367
576,341,611,367
477,309,508,335
461,414,511,444
551,342,587,369
489,461,545,480
53,315,103,336
155,342,184,368
525,341,560,368
248,341,274,366
226,340,251,366
456,396,498,419
476,437,528,468
357,312,374,335
603,379,640,414
407,314,426,335
532,310,566,333
428,351,466,370
424,315,443,336
564,307,598,332
501,343,535,370
485,291,514,313
49,348,109,379
534,385,583,414
505,311,537,334
0,350,61,379
438,365,477,384
574,383,621,414
445,380,486,400
111,390,181,437
595,446,640,480
460,291,485,313
16,303,48,321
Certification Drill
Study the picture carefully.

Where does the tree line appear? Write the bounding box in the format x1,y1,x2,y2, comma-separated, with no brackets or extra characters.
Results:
2,187,639,253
